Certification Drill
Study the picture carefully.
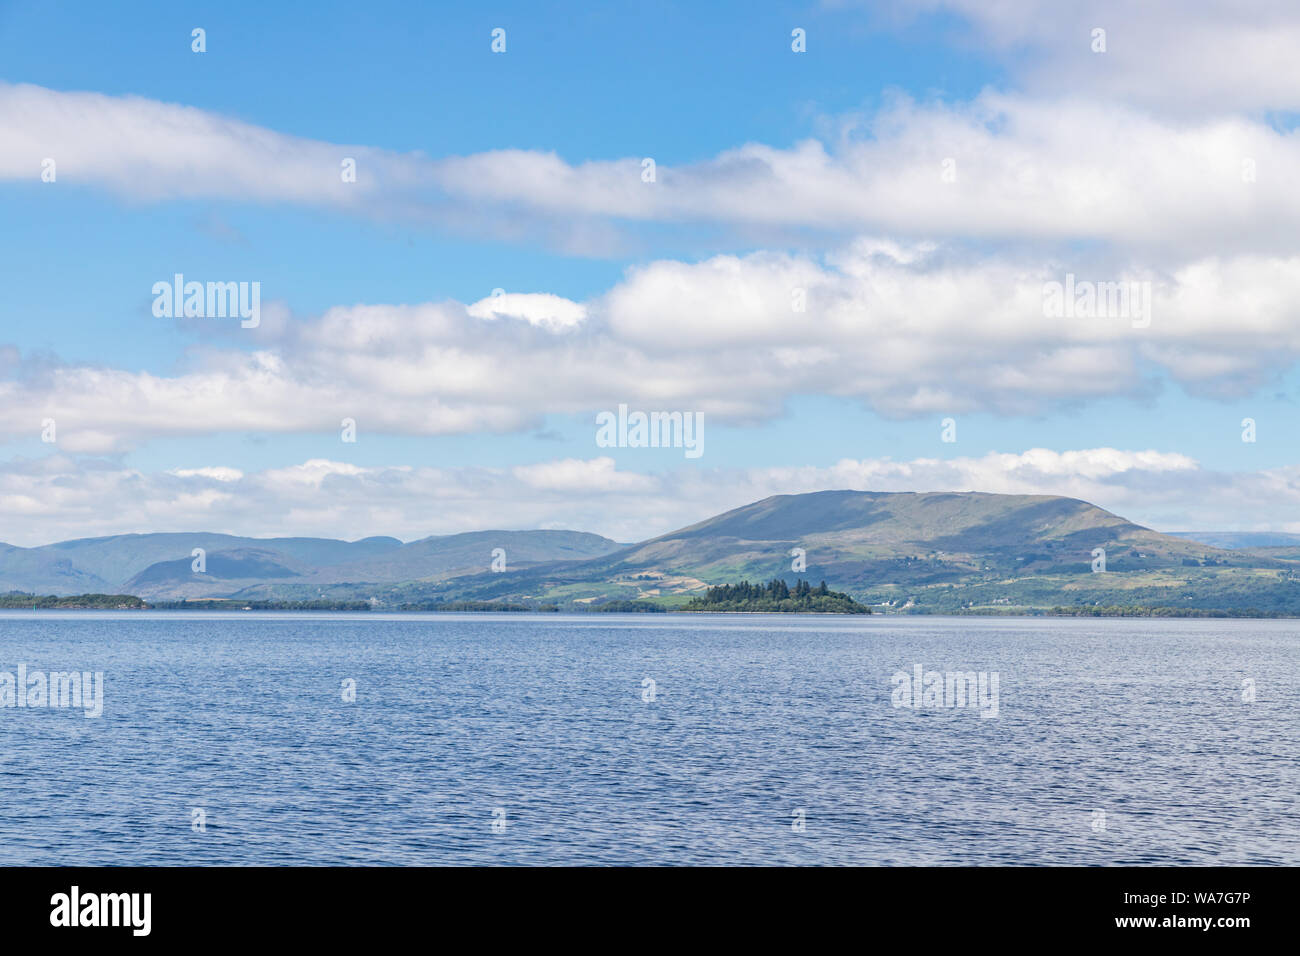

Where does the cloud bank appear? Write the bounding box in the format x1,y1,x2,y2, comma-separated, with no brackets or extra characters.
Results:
2,448,1294,547
4,82,1297,255
5,241,1300,451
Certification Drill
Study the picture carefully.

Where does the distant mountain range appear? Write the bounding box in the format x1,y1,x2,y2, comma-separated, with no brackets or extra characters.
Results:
6,491,1300,614
1169,531,1300,549
0,530,623,601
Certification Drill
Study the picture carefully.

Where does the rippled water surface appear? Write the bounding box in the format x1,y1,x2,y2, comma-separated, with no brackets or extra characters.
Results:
0,611,1295,865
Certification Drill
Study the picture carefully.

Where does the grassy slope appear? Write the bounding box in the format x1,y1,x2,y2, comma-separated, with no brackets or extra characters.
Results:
385,491,1300,613
1,530,624,600
11,491,1298,614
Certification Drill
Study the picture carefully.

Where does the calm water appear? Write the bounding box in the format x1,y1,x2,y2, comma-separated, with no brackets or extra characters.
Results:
0,611,1295,865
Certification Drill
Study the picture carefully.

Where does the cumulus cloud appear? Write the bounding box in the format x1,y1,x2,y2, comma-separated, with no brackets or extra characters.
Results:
466,293,587,331
168,466,244,482
0,449,1292,547
4,82,1299,256
888,0,1300,114
5,241,1300,450
0,83,407,206
435,97,1300,256
511,457,658,493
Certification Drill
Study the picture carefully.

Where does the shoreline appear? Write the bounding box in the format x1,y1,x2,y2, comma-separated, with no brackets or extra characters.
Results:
3,606,1294,619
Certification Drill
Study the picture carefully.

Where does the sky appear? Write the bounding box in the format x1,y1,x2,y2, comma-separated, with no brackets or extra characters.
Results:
2,0,1300,545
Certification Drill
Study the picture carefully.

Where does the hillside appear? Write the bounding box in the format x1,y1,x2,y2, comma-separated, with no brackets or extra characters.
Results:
1169,531,1300,549
6,491,1298,614
0,532,402,594
608,490,1242,585
376,491,1296,614
0,530,624,601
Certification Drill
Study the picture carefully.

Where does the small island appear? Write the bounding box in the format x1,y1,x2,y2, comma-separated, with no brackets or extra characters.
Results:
0,592,148,609
680,579,871,613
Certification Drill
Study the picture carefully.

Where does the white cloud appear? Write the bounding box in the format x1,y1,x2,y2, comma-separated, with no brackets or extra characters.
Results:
168,466,244,482
6,242,1300,450
260,459,371,488
890,0,1300,114
512,457,657,493
467,293,587,331
4,82,1299,256
0,449,1291,547
0,82,404,206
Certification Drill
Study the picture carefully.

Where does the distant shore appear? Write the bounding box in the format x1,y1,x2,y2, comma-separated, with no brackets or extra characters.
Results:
1,593,1291,618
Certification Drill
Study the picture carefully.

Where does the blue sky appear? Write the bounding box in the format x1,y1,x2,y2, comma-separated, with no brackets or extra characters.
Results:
2,0,1299,543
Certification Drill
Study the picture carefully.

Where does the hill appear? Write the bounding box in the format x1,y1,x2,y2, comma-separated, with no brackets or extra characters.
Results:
6,492,1299,615
1169,531,1300,549
383,491,1295,614
0,530,624,601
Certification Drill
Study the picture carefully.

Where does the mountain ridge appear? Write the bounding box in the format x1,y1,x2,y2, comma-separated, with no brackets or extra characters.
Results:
0,529,624,599
6,491,1297,614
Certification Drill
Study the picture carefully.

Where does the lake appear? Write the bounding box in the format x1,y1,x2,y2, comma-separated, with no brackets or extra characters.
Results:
0,611,1295,865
